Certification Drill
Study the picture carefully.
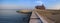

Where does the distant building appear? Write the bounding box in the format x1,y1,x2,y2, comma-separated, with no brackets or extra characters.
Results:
35,4,45,10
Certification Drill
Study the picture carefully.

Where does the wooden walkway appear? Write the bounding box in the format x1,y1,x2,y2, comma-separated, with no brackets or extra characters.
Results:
29,9,57,23
29,11,42,23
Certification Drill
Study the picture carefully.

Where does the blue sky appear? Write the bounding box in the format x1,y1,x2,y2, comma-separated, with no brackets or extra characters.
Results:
0,0,60,9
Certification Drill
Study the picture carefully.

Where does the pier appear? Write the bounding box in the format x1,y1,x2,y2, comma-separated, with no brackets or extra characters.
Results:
30,9,60,23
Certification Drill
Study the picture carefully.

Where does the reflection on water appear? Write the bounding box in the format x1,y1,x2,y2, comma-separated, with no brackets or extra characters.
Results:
0,9,31,23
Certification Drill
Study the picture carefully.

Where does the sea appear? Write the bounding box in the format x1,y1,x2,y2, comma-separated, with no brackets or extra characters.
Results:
0,9,31,23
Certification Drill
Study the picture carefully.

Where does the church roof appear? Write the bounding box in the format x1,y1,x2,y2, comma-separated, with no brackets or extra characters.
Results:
35,4,45,10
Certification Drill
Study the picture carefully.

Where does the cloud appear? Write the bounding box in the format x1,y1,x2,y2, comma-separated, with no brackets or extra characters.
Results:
0,4,19,9
35,0,43,5
47,3,60,10
0,4,34,9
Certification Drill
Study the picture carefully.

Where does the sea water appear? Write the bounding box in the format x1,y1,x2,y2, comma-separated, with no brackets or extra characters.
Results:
0,9,31,23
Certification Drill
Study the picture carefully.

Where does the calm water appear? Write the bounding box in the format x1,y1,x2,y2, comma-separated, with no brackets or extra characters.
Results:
0,9,31,23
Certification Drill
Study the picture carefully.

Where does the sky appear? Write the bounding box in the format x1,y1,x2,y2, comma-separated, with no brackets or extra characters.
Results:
0,0,60,10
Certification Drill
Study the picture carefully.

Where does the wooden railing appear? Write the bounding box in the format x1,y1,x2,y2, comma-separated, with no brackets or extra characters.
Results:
35,12,54,23
30,9,56,23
